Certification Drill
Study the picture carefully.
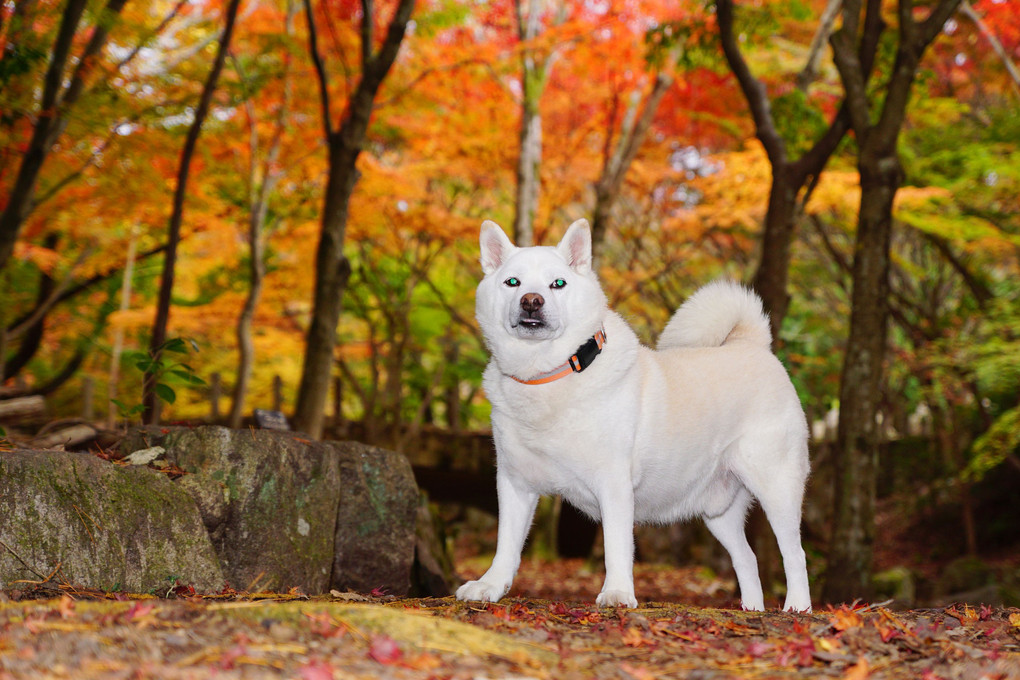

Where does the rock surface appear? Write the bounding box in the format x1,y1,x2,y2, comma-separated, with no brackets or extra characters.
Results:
1,426,421,596
331,440,418,596
123,426,342,594
122,426,419,595
0,450,223,593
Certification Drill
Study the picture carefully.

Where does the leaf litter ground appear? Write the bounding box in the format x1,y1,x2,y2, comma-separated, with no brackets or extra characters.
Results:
1,559,1018,679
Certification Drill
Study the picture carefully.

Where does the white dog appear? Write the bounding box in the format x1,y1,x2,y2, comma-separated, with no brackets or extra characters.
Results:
456,219,811,611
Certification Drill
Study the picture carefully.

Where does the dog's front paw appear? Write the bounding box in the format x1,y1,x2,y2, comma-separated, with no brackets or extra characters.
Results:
456,580,508,603
596,589,637,608
740,598,765,612
782,597,812,613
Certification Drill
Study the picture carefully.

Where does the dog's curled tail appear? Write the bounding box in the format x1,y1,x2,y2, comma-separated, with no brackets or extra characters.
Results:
657,279,772,350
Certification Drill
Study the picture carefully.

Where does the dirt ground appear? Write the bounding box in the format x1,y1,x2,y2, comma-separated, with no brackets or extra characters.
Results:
2,559,1018,680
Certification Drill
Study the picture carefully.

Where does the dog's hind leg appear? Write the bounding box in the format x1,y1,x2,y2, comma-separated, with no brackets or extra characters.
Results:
704,486,764,611
742,442,812,612
755,476,812,612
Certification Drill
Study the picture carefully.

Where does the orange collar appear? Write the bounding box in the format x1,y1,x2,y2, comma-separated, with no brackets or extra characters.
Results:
511,328,607,385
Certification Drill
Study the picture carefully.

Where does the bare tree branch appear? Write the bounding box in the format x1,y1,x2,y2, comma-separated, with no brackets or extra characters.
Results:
716,0,787,166
303,0,334,138
796,0,842,91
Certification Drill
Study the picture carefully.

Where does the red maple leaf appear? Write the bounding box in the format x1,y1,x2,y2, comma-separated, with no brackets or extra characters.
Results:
368,634,403,664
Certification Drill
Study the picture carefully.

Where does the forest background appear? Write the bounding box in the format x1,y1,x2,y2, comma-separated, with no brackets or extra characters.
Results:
1,0,1018,604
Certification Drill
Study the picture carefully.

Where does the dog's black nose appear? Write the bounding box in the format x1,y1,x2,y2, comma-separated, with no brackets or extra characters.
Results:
520,293,544,313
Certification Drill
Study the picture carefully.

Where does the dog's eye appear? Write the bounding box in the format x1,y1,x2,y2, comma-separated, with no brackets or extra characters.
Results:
504,277,521,287
551,278,567,289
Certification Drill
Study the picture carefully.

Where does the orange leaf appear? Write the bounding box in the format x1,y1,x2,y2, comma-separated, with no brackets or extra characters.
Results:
621,626,654,648
57,595,76,620
830,607,863,632
842,657,870,680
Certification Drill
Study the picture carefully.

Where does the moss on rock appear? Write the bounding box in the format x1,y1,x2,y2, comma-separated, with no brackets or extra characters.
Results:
0,450,223,592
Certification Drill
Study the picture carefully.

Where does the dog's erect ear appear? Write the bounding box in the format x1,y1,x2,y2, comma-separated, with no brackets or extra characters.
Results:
557,219,593,273
480,220,516,275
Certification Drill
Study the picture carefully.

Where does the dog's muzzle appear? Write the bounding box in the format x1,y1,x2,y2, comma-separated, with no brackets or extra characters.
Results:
517,292,546,328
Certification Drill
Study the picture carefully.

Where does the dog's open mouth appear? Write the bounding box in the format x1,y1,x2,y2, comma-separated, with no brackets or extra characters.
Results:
512,316,550,335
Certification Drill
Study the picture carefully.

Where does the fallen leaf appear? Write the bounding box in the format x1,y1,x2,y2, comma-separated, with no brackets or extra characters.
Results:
57,595,76,619
1009,612,1020,628
622,626,655,648
874,622,900,643
817,636,842,652
121,602,157,625
329,590,370,602
299,660,335,680
830,606,863,632
842,656,869,680
620,663,657,680
368,634,403,664
777,638,815,667
946,605,979,626
304,612,346,639
722,618,755,635
217,643,247,671
404,652,444,671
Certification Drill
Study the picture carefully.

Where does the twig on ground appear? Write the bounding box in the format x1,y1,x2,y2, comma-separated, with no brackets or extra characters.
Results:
10,561,64,587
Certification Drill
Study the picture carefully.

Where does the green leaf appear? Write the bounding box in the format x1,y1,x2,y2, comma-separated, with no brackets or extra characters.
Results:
168,368,207,386
111,399,145,417
154,383,177,405
963,407,1020,482
772,90,828,158
161,338,189,354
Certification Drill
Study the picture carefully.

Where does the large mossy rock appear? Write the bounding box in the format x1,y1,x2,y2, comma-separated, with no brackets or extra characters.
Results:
331,441,419,595
0,450,224,593
123,426,418,596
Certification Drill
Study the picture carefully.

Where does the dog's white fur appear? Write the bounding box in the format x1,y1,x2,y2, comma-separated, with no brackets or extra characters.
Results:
457,219,811,611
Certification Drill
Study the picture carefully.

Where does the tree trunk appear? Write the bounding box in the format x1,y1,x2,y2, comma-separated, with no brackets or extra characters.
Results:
143,0,243,424
824,155,899,603
293,141,356,438
229,6,295,429
716,0,851,343
2,234,58,381
513,100,541,247
0,0,129,273
823,0,961,604
230,211,267,429
751,179,799,341
0,0,87,273
591,74,672,254
292,0,416,439
108,228,138,428
511,0,547,247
